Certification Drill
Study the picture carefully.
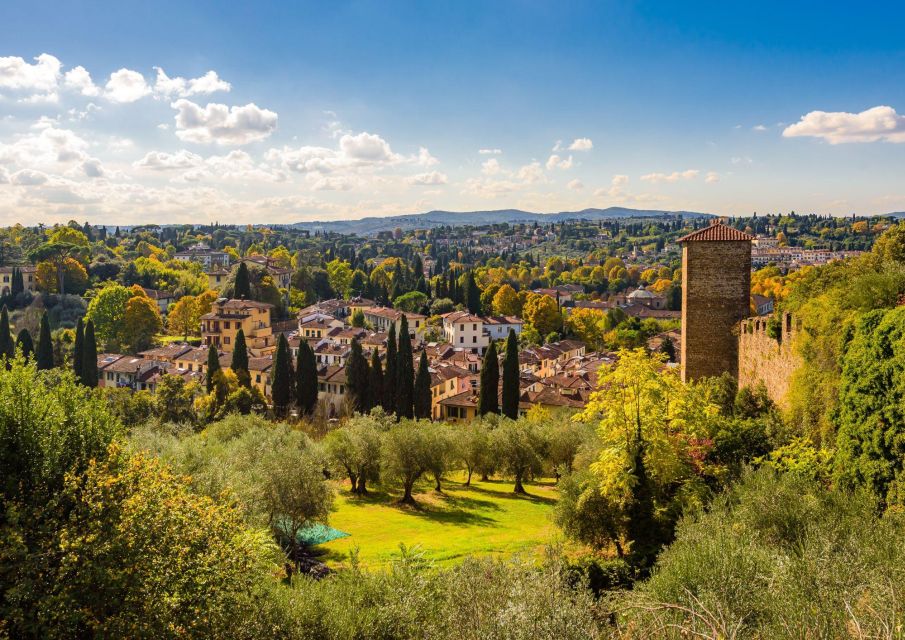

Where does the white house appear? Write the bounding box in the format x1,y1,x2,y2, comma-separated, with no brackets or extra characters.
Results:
483,316,524,341
441,311,490,354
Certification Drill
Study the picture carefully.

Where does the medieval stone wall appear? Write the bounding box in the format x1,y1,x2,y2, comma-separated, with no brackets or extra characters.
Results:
737,313,801,408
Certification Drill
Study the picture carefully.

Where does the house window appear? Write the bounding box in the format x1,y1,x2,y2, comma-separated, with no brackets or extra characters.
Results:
459,337,464,344
472,336,477,343
224,337,230,345
256,374,261,383
473,324,477,330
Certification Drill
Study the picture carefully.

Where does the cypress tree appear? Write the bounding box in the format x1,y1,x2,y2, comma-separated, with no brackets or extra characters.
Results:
501,329,520,419
231,328,250,387
205,343,220,393
36,311,54,370
271,333,292,416
414,350,432,420
368,348,383,413
395,315,414,419
11,267,23,296
295,340,319,416
383,323,397,413
234,262,251,299
16,329,34,362
346,339,370,414
464,270,481,315
478,341,499,416
81,320,98,388
0,305,12,364
72,317,84,380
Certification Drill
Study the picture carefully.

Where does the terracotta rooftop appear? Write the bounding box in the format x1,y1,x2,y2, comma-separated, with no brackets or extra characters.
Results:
677,220,754,243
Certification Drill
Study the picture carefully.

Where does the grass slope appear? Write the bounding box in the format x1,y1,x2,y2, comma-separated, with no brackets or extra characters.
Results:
321,475,562,568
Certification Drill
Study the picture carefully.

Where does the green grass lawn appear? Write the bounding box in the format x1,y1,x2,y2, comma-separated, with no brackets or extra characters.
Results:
320,474,566,568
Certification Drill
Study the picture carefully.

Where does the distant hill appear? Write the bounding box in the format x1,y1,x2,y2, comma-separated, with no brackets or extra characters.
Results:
288,207,715,235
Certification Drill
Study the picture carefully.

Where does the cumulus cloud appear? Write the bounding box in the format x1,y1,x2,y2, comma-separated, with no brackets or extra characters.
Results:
406,171,448,185
478,148,502,155
752,124,767,132
0,125,89,166
133,149,203,170
11,169,49,185
568,137,593,151
267,131,416,176
705,171,720,183
63,66,99,96
339,131,399,163
79,157,105,178
309,175,356,191
153,67,231,97
481,158,501,176
171,99,278,145
640,169,699,183
416,146,439,166
545,154,573,170
567,178,584,190
105,68,151,103
782,105,905,144
516,161,545,183
0,54,61,91
595,174,629,198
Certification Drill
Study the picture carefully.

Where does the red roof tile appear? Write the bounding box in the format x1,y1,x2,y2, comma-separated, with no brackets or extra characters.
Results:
677,220,754,243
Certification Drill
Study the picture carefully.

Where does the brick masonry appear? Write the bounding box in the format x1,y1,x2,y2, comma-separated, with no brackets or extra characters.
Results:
737,313,802,409
680,240,752,382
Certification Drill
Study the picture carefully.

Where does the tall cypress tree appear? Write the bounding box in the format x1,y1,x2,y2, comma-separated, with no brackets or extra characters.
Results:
295,340,318,416
270,333,292,416
0,305,12,364
414,350,432,420
478,341,499,416
501,329,520,419
81,320,98,388
16,329,34,362
383,323,397,413
231,328,250,387
205,343,220,393
234,262,251,299
368,348,383,414
72,317,84,380
464,270,481,315
346,339,370,414
36,311,54,370
395,315,414,419
11,267,23,297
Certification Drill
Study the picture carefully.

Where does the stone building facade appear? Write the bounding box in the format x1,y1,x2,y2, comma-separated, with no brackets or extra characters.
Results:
737,313,802,408
679,221,754,382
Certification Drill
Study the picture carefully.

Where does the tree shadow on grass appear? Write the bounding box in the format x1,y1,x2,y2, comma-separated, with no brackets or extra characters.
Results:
464,481,557,506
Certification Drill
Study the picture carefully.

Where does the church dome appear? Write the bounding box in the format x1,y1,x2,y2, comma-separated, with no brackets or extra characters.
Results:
628,287,655,299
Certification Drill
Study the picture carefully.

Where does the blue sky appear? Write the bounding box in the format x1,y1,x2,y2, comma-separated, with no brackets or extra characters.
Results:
1,1,904,225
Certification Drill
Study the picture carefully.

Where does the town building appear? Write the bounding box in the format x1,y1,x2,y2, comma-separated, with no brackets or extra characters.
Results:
201,298,275,356
174,243,231,270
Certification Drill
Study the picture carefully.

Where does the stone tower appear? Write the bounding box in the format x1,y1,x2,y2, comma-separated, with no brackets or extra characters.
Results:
678,220,753,383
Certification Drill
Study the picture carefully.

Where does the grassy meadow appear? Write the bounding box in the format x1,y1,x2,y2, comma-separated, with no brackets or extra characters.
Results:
321,475,565,568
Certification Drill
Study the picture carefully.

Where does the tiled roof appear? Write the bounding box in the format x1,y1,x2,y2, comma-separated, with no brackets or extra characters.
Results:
677,221,754,243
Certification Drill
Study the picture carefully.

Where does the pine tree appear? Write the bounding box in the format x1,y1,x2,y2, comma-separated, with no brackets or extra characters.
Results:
16,329,34,361
231,328,250,387
271,333,292,416
81,320,98,388
0,305,12,364
383,323,397,413
36,311,54,370
205,343,220,393
501,329,520,419
295,340,318,416
464,270,482,315
346,339,370,414
368,347,383,413
234,262,251,299
395,316,414,419
414,350,432,420
478,341,499,416
72,317,84,380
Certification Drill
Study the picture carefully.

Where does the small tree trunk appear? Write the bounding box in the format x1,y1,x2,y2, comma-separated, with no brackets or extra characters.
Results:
356,476,368,496
465,466,473,487
481,472,489,482
349,473,358,493
434,474,442,492
400,481,417,505
513,473,526,495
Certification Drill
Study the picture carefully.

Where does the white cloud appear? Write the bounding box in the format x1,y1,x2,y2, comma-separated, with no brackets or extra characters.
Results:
133,149,203,170
171,99,278,145
0,54,61,91
567,178,584,190
478,148,502,155
10,169,49,185
782,105,905,144
752,124,767,132
0,126,89,166
18,91,59,104
309,175,356,191
705,171,720,183
416,146,439,166
105,68,151,103
545,154,573,170
153,67,231,97
731,156,753,165
516,161,545,183
640,169,699,183
339,131,400,163
63,66,99,96
481,158,501,176
406,171,448,185
568,137,593,151
79,157,105,178
595,174,629,198
267,131,413,175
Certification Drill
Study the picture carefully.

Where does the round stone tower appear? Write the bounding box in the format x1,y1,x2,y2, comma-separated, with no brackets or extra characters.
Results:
678,219,753,383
